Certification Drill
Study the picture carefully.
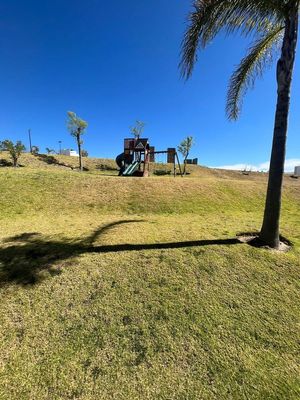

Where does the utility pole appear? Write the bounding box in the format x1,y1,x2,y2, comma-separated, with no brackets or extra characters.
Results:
28,129,32,153
58,141,62,155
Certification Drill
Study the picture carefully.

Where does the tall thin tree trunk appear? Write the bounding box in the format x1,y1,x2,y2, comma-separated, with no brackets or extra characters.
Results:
77,134,83,171
259,7,298,248
183,152,189,175
183,159,187,175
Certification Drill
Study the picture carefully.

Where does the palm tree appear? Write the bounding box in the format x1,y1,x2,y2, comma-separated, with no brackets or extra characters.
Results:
180,0,299,249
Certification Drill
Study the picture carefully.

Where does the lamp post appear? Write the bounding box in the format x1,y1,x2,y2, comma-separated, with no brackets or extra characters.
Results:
58,141,62,155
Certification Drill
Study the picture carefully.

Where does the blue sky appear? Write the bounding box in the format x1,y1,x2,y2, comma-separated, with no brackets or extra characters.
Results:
0,0,299,170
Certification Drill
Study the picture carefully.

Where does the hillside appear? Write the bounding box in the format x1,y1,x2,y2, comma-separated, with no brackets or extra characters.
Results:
0,154,299,399
0,150,272,179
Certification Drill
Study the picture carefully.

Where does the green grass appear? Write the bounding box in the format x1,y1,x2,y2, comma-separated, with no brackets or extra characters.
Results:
0,160,299,399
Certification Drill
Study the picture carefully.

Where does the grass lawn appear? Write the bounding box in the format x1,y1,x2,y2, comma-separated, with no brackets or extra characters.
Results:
0,162,299,399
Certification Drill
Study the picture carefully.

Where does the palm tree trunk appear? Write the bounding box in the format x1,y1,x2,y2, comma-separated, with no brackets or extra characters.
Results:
259,8,298,248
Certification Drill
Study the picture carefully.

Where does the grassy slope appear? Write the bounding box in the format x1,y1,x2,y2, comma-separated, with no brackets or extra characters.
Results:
0,155,299,400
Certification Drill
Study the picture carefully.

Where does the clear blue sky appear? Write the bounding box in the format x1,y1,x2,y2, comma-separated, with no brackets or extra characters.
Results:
0,0,299,170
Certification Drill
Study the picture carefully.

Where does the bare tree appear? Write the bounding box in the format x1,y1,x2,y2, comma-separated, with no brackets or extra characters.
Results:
130,120,145,139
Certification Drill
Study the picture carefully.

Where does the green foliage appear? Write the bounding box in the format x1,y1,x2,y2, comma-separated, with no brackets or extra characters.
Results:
177,136,194,159
82,149,89,157
45,147,56,154
67,111,88,139
178,136,194,168
178,136,195,174
130,120,145,139
179,0,291,119
226,25,283,119
67,111,88,171
0,139,26,166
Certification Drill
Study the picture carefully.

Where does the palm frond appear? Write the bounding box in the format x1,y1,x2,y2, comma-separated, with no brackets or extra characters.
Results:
180,0,285,79
226,25,284,120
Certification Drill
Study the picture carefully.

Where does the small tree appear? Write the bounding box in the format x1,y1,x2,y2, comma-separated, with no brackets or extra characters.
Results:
177,136,194,175
45,147,56,154
31,145,39,155
67,111,88,171
81,149,88,157
130,120,145,139
0,140,26,167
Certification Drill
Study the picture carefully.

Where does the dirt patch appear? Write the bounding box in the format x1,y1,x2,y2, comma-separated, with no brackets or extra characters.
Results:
237,232,292,252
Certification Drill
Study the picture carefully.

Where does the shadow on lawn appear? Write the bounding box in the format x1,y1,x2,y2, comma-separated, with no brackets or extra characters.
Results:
35,154,89,171
0,158,13,167
0,159,24,167
36,153,70,167
0,220,241,286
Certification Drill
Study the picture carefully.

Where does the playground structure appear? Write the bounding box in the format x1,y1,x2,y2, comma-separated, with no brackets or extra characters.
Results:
116,138,183,177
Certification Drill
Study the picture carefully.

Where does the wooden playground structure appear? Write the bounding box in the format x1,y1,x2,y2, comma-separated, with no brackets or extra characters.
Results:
116,138,183,177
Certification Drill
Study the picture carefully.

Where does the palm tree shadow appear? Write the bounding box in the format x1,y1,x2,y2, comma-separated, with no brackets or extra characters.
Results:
0,220,241,286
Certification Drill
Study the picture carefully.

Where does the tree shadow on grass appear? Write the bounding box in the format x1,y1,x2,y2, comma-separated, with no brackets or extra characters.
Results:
0,158,13,167
35,154,90,171
0,159,24,167
35,153,68,167
0,220,241,286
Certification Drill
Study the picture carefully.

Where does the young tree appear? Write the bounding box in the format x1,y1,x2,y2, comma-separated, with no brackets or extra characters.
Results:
81,149,89,157
177,136,194,175
0,140,26,167
67,111,88,171
130,120,145,139
31,145,39,155
180,0,299,249
45,147,56,154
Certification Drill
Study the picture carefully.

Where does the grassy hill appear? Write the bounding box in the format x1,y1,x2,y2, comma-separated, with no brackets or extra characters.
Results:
0,150,271,178
0,153,299,399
